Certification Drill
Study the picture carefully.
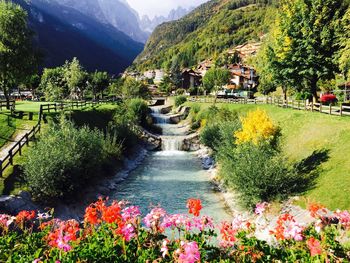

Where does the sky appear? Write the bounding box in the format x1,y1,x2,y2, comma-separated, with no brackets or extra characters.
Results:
126,0,208,18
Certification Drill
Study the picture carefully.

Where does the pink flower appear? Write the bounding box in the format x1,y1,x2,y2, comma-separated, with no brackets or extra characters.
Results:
178,241,200,263
121,223,135,241
57,234,72,252
143,208,167,232
335,210,350,229
192,216,214,231
255,202,268,215
122,206,141,223
160,239,169,258
32,259,42,263
161,214,192,231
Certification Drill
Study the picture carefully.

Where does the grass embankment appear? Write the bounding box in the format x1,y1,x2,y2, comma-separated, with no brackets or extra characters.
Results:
0,103,119,196
186,102,350,210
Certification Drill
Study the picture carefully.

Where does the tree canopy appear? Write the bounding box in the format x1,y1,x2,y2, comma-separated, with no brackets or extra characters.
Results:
0,0,38,107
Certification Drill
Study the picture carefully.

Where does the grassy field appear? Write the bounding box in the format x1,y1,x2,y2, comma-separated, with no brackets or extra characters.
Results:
186,102,350,210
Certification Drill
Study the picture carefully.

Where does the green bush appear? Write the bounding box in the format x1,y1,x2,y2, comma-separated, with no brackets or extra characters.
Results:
24,118,122,201
174,95,187,107
125,98,149,126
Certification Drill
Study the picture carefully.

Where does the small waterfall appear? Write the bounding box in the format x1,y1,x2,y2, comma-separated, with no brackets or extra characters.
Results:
161,136,183,151
151,107,171,124
150,106,184,153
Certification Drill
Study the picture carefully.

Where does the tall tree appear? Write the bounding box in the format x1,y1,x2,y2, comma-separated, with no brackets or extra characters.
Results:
339,7,350,81
203,67,230,104
39,67,68,101
278,0,346,100
169,56,182,89
0,1,38,108
63,57,86,100
89,71,109,100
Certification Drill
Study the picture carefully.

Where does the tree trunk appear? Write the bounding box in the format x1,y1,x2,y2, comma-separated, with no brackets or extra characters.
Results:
310,78,318,102
282,86,287,101
4,89,10,110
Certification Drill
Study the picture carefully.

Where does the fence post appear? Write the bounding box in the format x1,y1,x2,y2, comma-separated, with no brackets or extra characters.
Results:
19,141,22,156
329,104,332,115
340,103,343,116
320,103,322,113
0,160,2,177
25,133,29,146
9,150,13,165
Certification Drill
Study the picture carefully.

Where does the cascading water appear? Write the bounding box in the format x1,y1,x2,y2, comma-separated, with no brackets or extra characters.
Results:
110,105,231,223
151,106,184,152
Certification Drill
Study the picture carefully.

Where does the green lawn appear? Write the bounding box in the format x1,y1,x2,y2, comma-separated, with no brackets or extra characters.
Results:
15,101,49,113
187,102,350,210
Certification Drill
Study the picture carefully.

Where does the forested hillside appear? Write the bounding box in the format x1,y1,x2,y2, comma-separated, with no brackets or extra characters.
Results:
133,0,278,70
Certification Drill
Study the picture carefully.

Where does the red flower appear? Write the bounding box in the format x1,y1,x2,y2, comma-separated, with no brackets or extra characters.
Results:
219,221,237,247
307,237,322,257
308,203,326,218
320,94,337,103
101,201,122,224
16,210,36,224
187,199,202,217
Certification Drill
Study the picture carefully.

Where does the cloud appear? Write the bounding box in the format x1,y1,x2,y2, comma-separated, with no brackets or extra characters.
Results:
126,0,208,18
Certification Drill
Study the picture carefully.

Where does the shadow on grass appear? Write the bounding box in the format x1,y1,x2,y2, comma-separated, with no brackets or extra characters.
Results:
287,149,330,195
2,165,26,195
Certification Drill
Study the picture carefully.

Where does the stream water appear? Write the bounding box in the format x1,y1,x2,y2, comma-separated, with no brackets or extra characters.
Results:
110,106,230,223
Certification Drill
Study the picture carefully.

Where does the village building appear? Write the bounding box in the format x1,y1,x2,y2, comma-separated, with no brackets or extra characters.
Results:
154,69,165,84
228,42,262,62
196,59,213,76
181,68,202,89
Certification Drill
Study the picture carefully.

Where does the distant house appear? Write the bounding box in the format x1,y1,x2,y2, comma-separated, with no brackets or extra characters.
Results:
181,68,202,89
227,42,262,62
154,70,165,84
196,59,213,77
144,70,155,79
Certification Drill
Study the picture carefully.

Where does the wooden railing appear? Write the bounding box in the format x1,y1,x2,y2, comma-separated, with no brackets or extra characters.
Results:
0,100,15,112
0,123,40,177
189,97,350,117
0,99,116,177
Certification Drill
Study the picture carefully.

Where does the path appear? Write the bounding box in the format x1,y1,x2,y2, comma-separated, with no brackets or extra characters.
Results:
0,127,31,160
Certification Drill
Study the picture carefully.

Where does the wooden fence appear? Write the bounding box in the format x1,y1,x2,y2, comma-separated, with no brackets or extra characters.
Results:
189,97,350,117
0,99,115,177
0,123,40,177
0,100,15,112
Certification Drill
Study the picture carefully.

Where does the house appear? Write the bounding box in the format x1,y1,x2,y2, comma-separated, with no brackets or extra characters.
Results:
196,59,213,77
144,70,155,79
154,70,165,84
181,68,202,89
228,42,262,62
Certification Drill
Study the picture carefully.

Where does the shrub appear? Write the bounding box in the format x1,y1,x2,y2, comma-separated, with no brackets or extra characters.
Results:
125,98,149,126
24,118,122,201
174,95,187,107
220,143,308,207
320,94,337,104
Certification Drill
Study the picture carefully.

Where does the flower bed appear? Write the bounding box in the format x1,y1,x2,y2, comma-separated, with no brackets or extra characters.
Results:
0,199,349,262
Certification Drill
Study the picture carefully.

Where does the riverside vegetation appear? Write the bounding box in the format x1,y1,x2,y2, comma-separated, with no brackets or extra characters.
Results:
8,99,153,202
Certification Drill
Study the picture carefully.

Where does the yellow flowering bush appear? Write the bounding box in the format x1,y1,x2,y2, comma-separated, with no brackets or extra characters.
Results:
235,109,279,145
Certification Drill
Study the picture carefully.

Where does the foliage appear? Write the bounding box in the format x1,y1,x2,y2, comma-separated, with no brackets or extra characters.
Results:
234,109,279,145
203,68,230,99
169,55,182,89
256,0,347,99
23,118,122,201
1,199,350,262
338,7,350,80
63,57,87,99
174,95,187,107
121,77,150,99
0,0,39,107
88,70,109,99
134,1,276,71
39,67,68,101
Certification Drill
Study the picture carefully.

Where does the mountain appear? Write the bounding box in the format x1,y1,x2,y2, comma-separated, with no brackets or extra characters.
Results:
133,0,278,70
140,6,194,33
14,0,144,74
55,0,148,43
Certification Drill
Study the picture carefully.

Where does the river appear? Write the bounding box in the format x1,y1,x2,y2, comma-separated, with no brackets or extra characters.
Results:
110,106,230,223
